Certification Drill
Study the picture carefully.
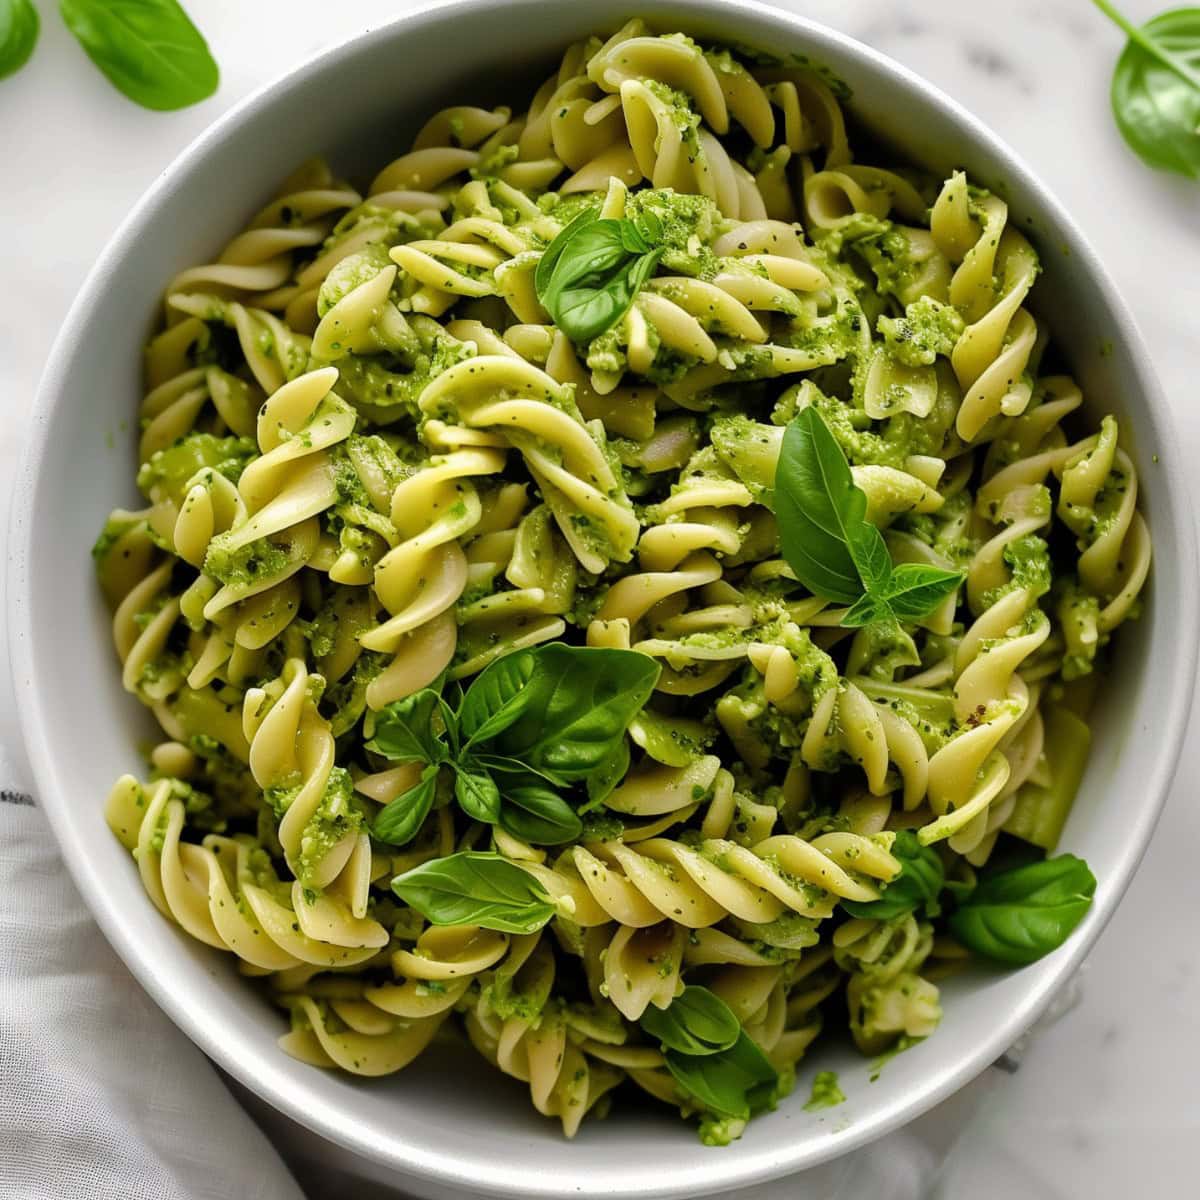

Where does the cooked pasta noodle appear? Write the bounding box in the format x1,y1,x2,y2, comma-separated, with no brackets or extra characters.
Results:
95,24,1149,1143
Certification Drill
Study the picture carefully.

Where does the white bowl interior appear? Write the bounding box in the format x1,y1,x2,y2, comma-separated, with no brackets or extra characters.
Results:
10,1,1196,1197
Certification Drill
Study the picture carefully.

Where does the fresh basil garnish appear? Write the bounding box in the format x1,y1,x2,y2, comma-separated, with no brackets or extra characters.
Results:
391,851,557,934
775,406,963,625
496,781,582,845
842,830,944,920
0,0,39,80
459,650,537,748
1093,1,1200,178
367,687,453,764
534,209,664,343
641,986,742,1057
948,853,1097,964
373,764,440,847
663,1031,779,1120
59,0,219,111
484,644,660,782
454,767,501,824
368,644,656,846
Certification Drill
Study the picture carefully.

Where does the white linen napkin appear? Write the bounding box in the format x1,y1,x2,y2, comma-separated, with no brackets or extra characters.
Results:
0,729,305,1200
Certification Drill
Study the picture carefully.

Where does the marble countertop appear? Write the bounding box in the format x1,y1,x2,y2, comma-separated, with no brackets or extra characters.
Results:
2,1,1197,1196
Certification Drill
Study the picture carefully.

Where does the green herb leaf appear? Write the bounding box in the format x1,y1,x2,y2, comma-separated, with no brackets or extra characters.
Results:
372,764,439,846
470,753,568,787
584,737,630,809
948,853,1096,964
641,986,741,1057
498,782,583,845
454,765,501,824
775,406,872,606
775,406,963,624
533,207,596,297
391,851,556,934
0,0,39,80
459,650,537,747
842,830,944,920
664,1031,779,1120
486,645,660,782
840,591,894,630
59,0,219,111
366,688,449,765
535,212,663,342
1094,2,1200,178
883,562,964,622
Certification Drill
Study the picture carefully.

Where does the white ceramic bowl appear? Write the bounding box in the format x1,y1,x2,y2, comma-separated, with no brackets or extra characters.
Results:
10,1,1197,1196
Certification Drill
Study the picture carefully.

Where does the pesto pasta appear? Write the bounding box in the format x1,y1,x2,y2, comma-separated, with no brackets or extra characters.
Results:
95,21,1150,1144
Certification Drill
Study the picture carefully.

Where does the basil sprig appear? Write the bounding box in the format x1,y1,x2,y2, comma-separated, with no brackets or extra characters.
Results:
1093,1,1200,179
639,986,780,1120
392,851,557,934
842,830,944,921
534,208,664,343
367,644,659,847
776,406,964,626
948,853,1097,965
0,0,39,80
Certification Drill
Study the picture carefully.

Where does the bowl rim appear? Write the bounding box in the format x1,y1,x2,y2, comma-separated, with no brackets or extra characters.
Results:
9,0,1198,1194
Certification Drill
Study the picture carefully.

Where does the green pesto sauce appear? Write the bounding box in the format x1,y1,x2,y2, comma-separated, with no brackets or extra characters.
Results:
92,514,143,563
981,532,1052,609
137,434,256,507
325,331,476,415
877,296,964,367
203,534,293,588
317,243,395,317
803,1070,846,1112
293,767,364,887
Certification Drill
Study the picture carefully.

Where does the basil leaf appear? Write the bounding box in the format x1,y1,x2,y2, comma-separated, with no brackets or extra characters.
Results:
633,209,663,243
948,853,1097,965
459,649,537,747
775,406,871,606
840,591,893,629
553,246,662,343
847,521,892,595
584,737,630,810
470,753,568,788
618,221,652,254
373,764,439,846
488,645,660,781
535,215,663,343
641,986,741,1056
843,830,944,920
366,688,448,764
664,1032,779,1120
454,765,501,824
0,0,38,80
1094,1,1200,178
534,207,597,297
391,851,556,934
498,783,582,845
884,562,964,622
59,0,219,111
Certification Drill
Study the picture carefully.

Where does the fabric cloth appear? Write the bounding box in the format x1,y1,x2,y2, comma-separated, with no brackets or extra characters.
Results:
0,762,304,1200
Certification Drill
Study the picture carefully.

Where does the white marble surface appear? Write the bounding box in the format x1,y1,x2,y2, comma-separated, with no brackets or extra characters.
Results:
2,1,1198,1196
